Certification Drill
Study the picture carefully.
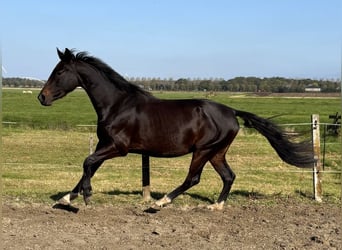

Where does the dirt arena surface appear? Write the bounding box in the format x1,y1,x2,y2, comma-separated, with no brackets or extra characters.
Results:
2,198,341,250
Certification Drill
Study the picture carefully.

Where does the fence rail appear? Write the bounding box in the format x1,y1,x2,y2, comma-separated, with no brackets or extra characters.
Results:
3,118,341,202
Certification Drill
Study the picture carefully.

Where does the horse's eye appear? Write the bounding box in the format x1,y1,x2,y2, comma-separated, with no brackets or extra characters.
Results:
57,70,65,76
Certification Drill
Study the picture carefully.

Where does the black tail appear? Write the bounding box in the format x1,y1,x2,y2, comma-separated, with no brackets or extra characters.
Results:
235,110,314,168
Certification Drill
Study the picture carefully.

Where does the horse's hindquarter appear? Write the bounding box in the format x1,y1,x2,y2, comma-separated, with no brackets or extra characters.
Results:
128,99,239,157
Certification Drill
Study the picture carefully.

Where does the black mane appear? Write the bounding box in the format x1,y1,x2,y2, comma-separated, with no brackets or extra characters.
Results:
73,50,151,96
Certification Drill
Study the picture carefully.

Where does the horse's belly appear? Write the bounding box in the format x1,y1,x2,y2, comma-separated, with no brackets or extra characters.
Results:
129,139,192,158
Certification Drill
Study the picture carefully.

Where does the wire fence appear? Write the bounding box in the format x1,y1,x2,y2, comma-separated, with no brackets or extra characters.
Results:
3,120,341,198
3,121,341,172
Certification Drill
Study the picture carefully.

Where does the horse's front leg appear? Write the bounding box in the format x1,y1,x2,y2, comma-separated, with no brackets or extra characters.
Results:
58,142,119,206
58,159,104,206
81,154,104,205
81,142,125,205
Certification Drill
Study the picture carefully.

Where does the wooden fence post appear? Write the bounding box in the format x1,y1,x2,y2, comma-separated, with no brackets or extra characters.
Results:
311,114,323,202
142,155,151,201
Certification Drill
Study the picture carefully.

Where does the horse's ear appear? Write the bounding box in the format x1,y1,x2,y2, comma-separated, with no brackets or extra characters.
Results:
57,48,75,62
57,48,64,60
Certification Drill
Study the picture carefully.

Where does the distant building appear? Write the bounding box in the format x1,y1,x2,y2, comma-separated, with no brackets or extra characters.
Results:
305,87,321,92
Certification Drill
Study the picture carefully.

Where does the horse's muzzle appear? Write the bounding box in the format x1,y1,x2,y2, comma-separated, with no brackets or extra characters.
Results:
38,93,51,106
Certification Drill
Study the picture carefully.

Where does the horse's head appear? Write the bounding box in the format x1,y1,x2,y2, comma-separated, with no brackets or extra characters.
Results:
38,48,80,106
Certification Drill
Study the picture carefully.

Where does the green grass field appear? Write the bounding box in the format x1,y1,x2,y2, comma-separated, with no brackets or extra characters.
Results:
2,89,341,206
2,89,341,128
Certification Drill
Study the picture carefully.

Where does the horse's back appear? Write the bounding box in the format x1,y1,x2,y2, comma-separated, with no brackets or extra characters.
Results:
139,98,238,130
128,98,239,156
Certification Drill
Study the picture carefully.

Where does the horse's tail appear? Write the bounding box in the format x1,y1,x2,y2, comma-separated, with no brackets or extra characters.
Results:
235,110,314,168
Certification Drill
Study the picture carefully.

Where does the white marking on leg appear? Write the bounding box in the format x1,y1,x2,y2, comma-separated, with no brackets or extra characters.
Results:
155,195,171,207
142,186,152,202
58,193,71,205
58,192,78,205
207,201,225,211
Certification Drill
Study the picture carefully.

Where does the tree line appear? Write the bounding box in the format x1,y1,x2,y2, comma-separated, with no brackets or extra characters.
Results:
3,76,340,93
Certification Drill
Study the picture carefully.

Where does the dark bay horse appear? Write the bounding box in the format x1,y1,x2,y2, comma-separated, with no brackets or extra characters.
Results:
38,48,314,210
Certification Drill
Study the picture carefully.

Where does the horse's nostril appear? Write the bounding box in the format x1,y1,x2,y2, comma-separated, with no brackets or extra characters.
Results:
38,93,45,103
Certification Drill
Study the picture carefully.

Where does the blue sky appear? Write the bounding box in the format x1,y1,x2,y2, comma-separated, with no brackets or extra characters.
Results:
1,0,341,80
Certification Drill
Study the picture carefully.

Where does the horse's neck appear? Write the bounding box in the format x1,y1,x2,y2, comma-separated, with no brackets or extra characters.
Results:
80,72,149,122
82,82,121,118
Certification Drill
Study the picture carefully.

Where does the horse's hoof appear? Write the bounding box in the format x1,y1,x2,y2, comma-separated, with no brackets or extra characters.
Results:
207,201,225,211
155,195,171,207
84,196,91,206
83,191,92,205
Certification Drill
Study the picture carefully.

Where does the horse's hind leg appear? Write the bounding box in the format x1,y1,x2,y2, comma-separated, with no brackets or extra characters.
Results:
155,150,210,207
207,153,235,211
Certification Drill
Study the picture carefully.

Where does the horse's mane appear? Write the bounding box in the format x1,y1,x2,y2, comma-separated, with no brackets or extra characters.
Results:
73,50,152,96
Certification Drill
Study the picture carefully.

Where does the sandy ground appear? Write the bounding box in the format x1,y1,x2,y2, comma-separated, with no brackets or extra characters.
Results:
2,198,341,250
